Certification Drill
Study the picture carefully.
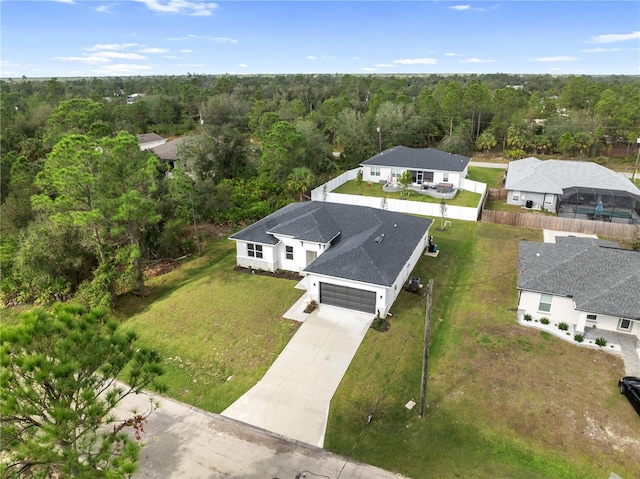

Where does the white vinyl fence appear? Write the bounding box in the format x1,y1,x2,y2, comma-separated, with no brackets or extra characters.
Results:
311,169,487,222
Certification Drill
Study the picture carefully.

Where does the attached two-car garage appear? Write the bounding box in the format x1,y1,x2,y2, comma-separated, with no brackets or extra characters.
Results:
319,282,377,314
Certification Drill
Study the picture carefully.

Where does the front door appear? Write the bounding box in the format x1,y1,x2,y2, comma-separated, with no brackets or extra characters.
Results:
416,172,423,184
306,250,317,266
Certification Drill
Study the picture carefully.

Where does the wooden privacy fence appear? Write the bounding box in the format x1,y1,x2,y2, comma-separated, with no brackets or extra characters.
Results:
481,210,638,239
487,188,508,200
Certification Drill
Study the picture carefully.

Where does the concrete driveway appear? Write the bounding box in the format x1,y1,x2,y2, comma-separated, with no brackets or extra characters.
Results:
221,303,374,447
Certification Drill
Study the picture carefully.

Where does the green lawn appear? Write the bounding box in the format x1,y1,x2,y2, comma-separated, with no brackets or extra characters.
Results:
113,239,302,412
333,180,481,207
324,221,640,479
467,166,505,189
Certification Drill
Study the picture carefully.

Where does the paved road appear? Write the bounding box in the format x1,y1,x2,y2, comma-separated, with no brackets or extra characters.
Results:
115,389,406,479
222,303,373,448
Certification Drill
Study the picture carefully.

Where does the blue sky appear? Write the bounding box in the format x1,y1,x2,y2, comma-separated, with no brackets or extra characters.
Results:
1,0,639,78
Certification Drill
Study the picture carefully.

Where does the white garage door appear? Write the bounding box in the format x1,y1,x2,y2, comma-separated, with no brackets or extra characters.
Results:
319,282,376,314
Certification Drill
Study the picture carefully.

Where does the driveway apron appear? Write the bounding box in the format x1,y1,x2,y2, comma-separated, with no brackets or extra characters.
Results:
221,304,373,447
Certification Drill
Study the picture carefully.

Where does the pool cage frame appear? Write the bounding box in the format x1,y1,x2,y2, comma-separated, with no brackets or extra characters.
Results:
557,186,640,224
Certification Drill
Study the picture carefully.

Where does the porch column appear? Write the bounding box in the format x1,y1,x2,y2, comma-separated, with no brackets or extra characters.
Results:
575,312,587,334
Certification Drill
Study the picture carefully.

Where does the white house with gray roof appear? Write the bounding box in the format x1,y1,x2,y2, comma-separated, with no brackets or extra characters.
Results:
505,158,640,221
360,146,470,189
230,202,432,316
517,237,640,340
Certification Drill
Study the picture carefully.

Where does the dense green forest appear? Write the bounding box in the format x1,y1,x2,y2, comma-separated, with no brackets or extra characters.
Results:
1,73,639,308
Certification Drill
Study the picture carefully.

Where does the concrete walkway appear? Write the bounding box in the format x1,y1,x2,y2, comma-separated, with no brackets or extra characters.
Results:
116,389,405,479
583,327,640,377
222,303,374,447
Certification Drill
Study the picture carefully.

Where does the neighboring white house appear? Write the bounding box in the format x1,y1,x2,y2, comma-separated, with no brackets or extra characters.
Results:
230,201,432,317
517,237,640,340
360,146,471,189
504,157,640,217
137,133,166,151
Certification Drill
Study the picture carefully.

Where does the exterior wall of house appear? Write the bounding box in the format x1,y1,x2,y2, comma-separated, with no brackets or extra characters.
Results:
519,290,639,339
234,241,277,272
362,166,463,188
306,273,390,316
139,139,166,151
507,190,556,210
518,290,578,322
575,311,639,336
385,229,430,314
272,236,327,273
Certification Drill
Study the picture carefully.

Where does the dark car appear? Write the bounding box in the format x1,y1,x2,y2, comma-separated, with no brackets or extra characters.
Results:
618,376,640,416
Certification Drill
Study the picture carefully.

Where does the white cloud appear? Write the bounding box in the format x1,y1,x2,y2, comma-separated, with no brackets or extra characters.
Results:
85,43,139,52
138,47,169,54
95,5,112,13
459,58,495,63
450,5,471,11
180,49,192,53
135,0,218,16
445,52,463,57
95,51,146,60
168,34,237,43
588,31,640,44
534,56,578,62
306,56,317,60
53,55,111,64
361,67,376,71
237,64,248,68
393,58,438,65
582,47,623,53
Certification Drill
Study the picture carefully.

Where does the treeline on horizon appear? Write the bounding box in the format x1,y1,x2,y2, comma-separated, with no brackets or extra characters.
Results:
1,73,639,309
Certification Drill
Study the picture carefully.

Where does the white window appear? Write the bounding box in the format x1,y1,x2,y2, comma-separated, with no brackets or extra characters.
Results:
618,318,632,331
248,243,263,259
285,245,294,260
391,169,401,180
443,172,449,182
371,167,380,177
586,314,597,322
538,293,552,313
512,195,520,202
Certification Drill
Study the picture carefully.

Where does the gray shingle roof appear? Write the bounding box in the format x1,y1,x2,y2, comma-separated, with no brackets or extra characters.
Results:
361,146,470,172
517,237,640,320
505,158,640,197
152,137,187,161
137,133,164,144
230,202,432,286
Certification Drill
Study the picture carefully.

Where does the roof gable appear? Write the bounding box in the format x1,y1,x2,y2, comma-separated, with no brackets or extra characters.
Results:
231,202,432,286
518,237,640,320
361,146,470,172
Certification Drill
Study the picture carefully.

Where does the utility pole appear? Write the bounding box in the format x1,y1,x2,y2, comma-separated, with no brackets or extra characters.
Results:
376,126,382,153
419,279,433,417
632,137,640,182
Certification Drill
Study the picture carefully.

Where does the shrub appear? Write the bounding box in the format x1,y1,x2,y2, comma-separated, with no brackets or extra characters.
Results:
540,317,550,325
304,300,318,313
574,334,584,343
371,311,390,332
523,314,532,321
595,337,607,347
558,322,569,331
